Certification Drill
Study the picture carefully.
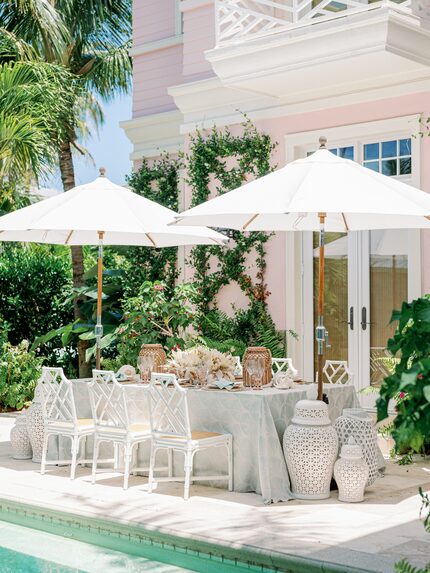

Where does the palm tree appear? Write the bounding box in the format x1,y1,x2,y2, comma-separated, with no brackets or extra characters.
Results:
0,61,73,192
0,0,132,375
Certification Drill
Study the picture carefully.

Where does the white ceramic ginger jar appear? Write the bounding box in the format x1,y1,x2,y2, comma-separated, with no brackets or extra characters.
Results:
10,410,32,460
283,399,338,500
26,386,45,463
334,436,369,503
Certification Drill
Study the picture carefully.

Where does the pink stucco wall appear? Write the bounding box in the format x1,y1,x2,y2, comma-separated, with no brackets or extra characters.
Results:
132,1,215,117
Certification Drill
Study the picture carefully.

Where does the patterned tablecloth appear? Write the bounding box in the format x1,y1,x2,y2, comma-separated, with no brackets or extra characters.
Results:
51,382,360,504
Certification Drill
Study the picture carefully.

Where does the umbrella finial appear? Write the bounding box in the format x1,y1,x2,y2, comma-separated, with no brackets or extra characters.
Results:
99,166,106,177
319,136,327,149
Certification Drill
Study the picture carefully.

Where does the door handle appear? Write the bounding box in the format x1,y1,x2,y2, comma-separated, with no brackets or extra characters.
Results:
361,307,374,330
341,306,354,330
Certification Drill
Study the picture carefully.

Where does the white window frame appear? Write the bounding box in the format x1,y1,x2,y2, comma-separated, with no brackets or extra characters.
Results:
284,114,422,382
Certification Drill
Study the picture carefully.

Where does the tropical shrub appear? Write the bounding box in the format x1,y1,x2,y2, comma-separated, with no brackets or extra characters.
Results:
377,297,430,453
0,244,73,347
115,281,199,366
0,339,43,410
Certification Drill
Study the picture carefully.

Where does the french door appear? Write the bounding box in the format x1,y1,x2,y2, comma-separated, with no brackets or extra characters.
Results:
303,134,419,408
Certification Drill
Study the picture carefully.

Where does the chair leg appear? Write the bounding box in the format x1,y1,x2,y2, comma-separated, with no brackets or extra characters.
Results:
167,448,173,478
79,436,87,467
114,443,120,470
123,443,132,490
91,437,100,485
227,438,233,492
40,432,50,475
70,435,79,480
184,449,193,501
148,443,157,494
132,443,138,476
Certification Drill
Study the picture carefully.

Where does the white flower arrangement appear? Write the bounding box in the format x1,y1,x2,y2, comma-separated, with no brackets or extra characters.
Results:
168,346,236,382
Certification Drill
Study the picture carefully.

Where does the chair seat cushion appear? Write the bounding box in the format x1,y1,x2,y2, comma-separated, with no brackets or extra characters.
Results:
128,423,151,434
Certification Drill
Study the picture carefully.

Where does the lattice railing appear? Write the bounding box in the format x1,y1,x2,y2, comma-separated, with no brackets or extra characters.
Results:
216,0,412,45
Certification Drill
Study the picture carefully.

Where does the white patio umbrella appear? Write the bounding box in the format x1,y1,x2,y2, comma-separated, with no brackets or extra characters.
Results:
172,138,430,399
0,169,227,367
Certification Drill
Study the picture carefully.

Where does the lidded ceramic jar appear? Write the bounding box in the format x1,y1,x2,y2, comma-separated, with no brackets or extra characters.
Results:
283,399,338,500
10,410,32,460
26,385,45,463
334,436,369,503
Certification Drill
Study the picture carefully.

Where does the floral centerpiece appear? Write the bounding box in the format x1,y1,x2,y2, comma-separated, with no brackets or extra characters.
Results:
168,346,236,383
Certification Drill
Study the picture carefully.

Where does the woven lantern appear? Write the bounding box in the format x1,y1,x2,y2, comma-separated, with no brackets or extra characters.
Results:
139,344,167,373
242,347,272,387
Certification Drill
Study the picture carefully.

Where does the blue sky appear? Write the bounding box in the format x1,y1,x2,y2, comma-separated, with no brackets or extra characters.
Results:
43,94,133,189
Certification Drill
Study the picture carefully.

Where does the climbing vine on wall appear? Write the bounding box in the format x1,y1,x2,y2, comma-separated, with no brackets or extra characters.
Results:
187,119,276,315
117,155,182,294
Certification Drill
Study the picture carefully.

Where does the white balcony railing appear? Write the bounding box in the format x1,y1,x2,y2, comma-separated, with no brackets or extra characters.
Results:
215,0,412,46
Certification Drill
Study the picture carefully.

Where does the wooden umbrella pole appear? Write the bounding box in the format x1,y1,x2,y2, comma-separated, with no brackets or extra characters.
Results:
96,230,104,370
316,213,326,401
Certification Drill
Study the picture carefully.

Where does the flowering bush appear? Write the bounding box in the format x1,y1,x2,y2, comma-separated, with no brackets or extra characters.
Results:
115,281,199,365
377,297,430,453
167,346,236,382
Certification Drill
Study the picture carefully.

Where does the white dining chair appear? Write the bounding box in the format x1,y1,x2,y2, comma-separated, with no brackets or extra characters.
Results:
271,358,298,378
147,373,233,501
89,369,152,490
39,366,94,480
319,360,353,385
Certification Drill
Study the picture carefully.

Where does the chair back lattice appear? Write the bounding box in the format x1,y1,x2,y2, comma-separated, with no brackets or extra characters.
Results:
271,358,297,378
148,373,191,440
89,370,129,431
322,360,352,385
38,366,78,425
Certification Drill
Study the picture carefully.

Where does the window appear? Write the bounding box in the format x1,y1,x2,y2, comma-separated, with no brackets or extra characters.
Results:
363,138,411,176
328,146,354,160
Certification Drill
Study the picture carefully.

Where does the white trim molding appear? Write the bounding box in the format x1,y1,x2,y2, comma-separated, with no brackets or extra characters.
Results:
130,35,183,57
120,110,183,161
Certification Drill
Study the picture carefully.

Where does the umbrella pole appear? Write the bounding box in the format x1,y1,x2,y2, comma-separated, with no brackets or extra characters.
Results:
95,231,104,369
316,213,327,401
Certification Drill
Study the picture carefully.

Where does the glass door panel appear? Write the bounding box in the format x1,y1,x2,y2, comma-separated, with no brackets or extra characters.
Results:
313,232,348,378
369,229,408,387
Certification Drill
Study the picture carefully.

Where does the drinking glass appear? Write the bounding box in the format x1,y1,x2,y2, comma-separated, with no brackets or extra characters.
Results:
139,355,153,383
196,360,211,388
253,356,264,390
246,358,256,389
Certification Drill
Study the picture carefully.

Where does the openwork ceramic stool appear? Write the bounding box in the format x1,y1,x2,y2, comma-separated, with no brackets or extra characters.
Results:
10,410,32,460
26,386,46,463
283,399,338,500
334,408,379,486
334,436,369,503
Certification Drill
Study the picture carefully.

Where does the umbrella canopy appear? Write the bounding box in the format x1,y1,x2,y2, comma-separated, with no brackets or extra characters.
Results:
0,170,227,367
172,138,430,399
0,171,226,247
172,145,430,231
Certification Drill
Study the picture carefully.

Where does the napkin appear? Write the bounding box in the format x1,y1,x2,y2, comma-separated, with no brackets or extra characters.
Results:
214,378,236,390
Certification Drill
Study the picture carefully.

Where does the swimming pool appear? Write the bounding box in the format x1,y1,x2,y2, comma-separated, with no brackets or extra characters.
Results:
0,500,275,573
0,520,198,572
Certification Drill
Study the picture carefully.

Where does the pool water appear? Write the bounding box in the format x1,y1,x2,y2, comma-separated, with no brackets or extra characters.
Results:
0,520,209,573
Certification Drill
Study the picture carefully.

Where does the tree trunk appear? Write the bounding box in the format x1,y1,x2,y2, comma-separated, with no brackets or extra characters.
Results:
59,141,91,378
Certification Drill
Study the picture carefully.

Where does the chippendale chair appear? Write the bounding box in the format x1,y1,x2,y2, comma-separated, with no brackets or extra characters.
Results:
89,370,153,490
39,367,94,480
271,358,298,378
320,360,353,385
147,373,233,501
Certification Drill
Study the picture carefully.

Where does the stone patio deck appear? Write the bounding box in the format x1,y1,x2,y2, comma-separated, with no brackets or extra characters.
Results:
0,416,429,573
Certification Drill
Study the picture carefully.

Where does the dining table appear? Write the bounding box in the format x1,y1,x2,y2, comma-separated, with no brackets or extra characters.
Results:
48,380,360,504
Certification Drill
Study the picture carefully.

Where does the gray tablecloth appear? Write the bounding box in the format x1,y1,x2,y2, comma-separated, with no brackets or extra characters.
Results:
52,382,359,504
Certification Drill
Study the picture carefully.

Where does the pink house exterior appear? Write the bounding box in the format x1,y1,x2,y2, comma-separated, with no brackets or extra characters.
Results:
121,0,430,398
